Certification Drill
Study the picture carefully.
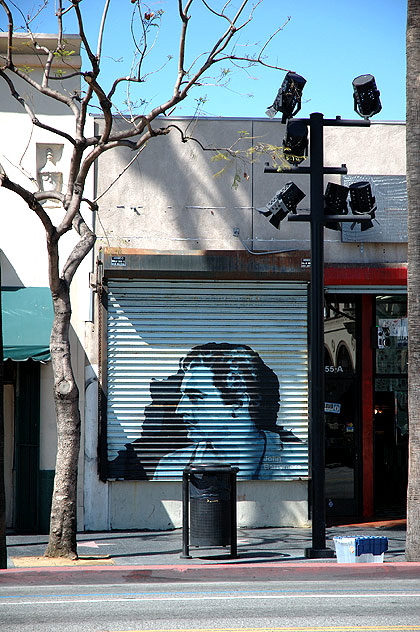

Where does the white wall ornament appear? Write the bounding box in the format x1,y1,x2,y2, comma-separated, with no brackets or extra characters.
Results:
37,144,63,206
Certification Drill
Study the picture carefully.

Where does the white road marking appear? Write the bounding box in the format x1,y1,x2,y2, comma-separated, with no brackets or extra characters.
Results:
1,592,420,606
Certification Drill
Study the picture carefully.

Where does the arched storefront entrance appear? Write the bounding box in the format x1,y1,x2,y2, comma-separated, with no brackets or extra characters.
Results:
324,291,408,522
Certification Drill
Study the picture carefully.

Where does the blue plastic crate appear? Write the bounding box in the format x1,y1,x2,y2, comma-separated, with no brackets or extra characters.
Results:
355,536,388,556
333,535,388,563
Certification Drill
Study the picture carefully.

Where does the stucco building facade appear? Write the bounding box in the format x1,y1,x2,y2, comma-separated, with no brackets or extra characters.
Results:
83,114,407,531
0,34,407,534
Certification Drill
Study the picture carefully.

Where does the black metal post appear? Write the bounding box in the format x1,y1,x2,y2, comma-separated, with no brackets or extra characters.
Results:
230,468,238,558
265,114,373,557
181,468,191,558
304,113,334,558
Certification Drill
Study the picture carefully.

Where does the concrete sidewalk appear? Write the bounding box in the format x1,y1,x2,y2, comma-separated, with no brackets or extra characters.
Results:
2,519,418,585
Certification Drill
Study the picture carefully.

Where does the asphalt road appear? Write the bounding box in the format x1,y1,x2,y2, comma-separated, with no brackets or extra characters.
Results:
1,578,420,631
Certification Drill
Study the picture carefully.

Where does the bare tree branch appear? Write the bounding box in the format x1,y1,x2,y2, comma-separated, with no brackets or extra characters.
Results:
0,70,78,144
56,0,64,43
0,172,55,235
0,0,13,65
93,145,147,203
0,55,80,117
97,0,112,61
107,5,164,101
83,74,113,143
176,0,194,94
72,1,99,76
62,211,96,285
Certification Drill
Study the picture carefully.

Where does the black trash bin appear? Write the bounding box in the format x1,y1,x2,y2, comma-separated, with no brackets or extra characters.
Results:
181,463,238,558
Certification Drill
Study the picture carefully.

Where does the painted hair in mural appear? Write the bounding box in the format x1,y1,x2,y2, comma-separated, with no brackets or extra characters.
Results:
109,342,301,480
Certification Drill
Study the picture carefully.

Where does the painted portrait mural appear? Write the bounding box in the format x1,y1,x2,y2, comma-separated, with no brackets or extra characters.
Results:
105,279,308,482
108,342,304,481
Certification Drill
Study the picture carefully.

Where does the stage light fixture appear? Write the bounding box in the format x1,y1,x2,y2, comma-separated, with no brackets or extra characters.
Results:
266,72,307,123
349,181,376,230
352,74,382,119
283,120,309,165
258,182,306,229
324,182,349,231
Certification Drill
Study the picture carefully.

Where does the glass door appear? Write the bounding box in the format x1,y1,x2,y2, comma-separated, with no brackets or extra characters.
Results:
374,295,408,517
324,296,360,517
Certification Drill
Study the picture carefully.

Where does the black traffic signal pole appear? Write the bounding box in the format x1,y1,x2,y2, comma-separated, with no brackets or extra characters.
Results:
265,112,370,557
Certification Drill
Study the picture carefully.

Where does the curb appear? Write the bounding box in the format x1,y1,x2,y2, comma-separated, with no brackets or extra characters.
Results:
1,562,420,586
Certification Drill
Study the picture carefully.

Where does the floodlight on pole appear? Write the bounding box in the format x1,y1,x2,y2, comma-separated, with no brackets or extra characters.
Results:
258,182,306,229
283,120,309,166
352,74,382,119
263,70,382,558
266,72,307,123
324,182,349,231
349,181,376,230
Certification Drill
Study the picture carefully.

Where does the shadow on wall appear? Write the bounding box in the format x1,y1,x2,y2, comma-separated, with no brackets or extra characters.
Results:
236,479,309,528
94,117,255,250
109,369,188,480
0,251,24,287
109,480,181,530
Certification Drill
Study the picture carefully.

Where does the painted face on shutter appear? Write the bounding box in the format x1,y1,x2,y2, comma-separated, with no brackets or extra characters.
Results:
176,365,235,444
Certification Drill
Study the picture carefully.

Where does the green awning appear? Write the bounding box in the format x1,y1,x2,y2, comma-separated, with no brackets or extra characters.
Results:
1,287,53,362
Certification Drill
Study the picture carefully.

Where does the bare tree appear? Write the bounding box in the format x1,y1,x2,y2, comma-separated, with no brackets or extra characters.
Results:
406,0,420,561
0,0,286,558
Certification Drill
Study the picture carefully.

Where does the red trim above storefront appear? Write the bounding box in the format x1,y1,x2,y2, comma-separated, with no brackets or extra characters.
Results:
325,266,407,286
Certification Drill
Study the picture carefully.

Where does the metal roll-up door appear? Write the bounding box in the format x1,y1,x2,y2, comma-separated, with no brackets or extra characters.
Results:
106,280,308,481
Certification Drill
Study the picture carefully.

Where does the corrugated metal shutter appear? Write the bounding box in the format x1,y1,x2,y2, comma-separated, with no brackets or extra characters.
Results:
106,280,308,481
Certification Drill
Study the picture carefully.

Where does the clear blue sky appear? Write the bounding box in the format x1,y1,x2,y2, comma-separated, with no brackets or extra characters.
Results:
2,0,406,121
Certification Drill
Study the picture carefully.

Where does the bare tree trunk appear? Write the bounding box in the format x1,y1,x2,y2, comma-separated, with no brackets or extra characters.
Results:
406,0,420,561
43,212,95,559
0,262,6,568
44,284,80,558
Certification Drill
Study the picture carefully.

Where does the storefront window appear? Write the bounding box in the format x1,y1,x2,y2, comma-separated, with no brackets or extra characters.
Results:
324,296,359,516
374,295,408,515
376,295,408,375
375,295,408,442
